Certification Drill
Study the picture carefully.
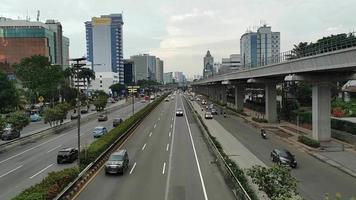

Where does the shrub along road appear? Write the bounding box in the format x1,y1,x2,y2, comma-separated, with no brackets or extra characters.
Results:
0,101,146,200
76,94,235,200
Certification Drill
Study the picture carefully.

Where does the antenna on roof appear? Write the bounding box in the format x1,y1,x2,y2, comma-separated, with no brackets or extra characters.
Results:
36,10,40,22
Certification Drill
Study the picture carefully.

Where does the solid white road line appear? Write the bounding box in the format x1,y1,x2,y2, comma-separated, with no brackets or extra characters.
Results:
149,132,153,137
169,131,171,137
46,145,62,153
29,163,54,179
172,117,173,121
182,97,209,200
0,165,23,178
162,162,166,174
164,98,177,200
129,162,137,174
158,117,161,121
154,124,157,129
0,132,69,165
170,124,173,128
142,143,147,151
166,143,170,151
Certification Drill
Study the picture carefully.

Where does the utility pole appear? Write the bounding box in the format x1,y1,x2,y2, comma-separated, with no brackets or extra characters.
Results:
70,57,86,168
132,94,135,116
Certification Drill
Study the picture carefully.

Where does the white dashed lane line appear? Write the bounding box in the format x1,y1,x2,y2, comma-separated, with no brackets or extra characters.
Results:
129,162,137,174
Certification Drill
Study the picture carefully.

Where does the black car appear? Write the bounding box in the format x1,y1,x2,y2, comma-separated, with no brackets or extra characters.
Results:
80,109,88,114
1,128,20,141
70,113,79,120
271,149,297,168
105,149,129,174
113,117,123,127
57,148,78,164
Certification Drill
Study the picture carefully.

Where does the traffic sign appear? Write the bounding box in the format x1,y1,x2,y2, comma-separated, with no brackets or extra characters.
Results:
38,96,44,102
128,88,137,93
127,86,140,89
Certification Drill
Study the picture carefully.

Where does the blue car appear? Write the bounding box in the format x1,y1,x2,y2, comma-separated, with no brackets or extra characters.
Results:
30,114,42,122
93,126,108,138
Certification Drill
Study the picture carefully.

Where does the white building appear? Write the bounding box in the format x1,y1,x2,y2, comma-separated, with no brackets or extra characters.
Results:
219,54,241,74
89,71,120,94
240,25,280,68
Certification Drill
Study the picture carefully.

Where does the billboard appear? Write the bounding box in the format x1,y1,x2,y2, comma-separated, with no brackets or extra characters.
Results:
92,17,111,26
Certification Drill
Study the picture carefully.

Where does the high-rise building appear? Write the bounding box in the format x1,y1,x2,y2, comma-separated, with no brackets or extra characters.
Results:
62,36,70,68
85,14,124,82
220,54,241,74
130,54,157,82
155,57,164,83
164,72,174,84
203,50,214,78
240,25,280,68
124,59,134,84
0,17,69,67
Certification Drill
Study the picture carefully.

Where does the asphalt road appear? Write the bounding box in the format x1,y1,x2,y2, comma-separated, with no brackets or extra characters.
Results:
76,93,235,200
198,99,356,200
0,100,147,200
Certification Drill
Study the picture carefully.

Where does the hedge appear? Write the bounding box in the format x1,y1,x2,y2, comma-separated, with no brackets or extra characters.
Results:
12,168,79,200
252,117,268,123
79,95,166,169
298,135,320,148
331,118,356,136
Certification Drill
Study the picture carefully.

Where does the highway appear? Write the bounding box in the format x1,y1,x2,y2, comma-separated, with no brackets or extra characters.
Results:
76,94,235,200
0,100,146,200
197,100,356,200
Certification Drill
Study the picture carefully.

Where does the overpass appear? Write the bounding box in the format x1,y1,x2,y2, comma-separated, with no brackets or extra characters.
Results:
192,46,356,141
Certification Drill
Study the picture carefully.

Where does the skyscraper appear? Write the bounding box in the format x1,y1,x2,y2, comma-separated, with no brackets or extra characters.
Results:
130,54,157,82
85,14,124,83
240,25,280,68
155,57,164,83
203,50,214,78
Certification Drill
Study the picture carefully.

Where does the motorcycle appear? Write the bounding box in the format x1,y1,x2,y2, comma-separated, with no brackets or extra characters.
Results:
223,112,227,118
261,129,267,139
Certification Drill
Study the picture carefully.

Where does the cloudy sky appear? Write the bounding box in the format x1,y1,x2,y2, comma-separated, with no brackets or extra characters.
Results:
1,0,355,77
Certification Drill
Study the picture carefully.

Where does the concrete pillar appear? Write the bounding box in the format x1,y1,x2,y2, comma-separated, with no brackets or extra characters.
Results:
221,85,227,105
234,85,245,110
265,83,277,123
312,83,331,141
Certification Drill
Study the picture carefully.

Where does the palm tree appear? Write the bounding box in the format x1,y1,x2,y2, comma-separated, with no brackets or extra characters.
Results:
77,68,95,84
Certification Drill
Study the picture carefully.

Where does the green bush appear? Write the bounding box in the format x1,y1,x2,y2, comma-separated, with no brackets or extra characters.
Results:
331,118,356,135
252,117,268,123
298,135,320,148
79,95,166,169
12,168,79,200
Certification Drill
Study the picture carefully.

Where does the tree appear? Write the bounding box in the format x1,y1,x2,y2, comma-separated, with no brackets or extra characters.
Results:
247,165,300,200
0,70,19,113
110,83,126,96
6,111,30,132
92,90,108,111
77,68,95,85
44,102,71,127
14,55,64,103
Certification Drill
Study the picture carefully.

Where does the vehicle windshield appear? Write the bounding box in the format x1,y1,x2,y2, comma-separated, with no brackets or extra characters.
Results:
94,127,103,131
109,154,123,161
279,150,293,159
58,151,70,156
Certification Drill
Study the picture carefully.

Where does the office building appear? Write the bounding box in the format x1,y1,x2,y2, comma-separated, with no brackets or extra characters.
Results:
219,54,241,74
240,25,280,68
124,59,134,84
0,17,69,67
62,36,70,68
85,14,124,83
155,57,164,83
164,72,174,84
130,54,157,82
203,50,214,78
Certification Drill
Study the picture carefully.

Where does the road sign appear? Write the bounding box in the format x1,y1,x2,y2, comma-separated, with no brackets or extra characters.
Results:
128,88,137,93
38,96,44,102
127,86,140,89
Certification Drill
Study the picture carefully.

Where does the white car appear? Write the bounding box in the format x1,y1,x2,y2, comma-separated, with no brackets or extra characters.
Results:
175,109,184,116
205,112,213,119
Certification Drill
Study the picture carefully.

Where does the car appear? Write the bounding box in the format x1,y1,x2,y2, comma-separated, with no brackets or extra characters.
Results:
1,126,20,141
204,112,213,119
196,98,201,101
150,95,155,100
202,100,207,105
80,109,89,114
93,126,108,138
57,148,78,164
271,149,297,168
140,99,146,103
190,97,194,101
70,113,79,120
105,149,129,175
211,109,218,115
98,114,108,121
30,113,42,122
113,117,123,127
176,108,184,116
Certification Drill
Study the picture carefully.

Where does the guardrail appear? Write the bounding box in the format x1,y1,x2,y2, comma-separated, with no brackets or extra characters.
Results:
54,97,165,200
0,100,131,153
184,97,252,200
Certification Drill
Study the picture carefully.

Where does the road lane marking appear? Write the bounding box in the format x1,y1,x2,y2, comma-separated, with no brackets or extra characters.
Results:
130,162,137,174
166,143,170,151
182,97,209,200
162,162,166,174
142,143,147,151
0,165,23,178
170,124,173,128
169,131,171,137
158,117,161,121
164,98,177,200
172,117,173,121
154,124,157,129
30,163,54,179
149,132,153,137
46,145,62,153
0,132,70,165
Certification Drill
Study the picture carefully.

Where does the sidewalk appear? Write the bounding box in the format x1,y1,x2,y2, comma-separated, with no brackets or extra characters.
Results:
241,107,356,178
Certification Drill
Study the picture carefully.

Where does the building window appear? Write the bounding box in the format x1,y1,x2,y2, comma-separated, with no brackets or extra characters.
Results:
100,80,102,83
100,85,102,87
